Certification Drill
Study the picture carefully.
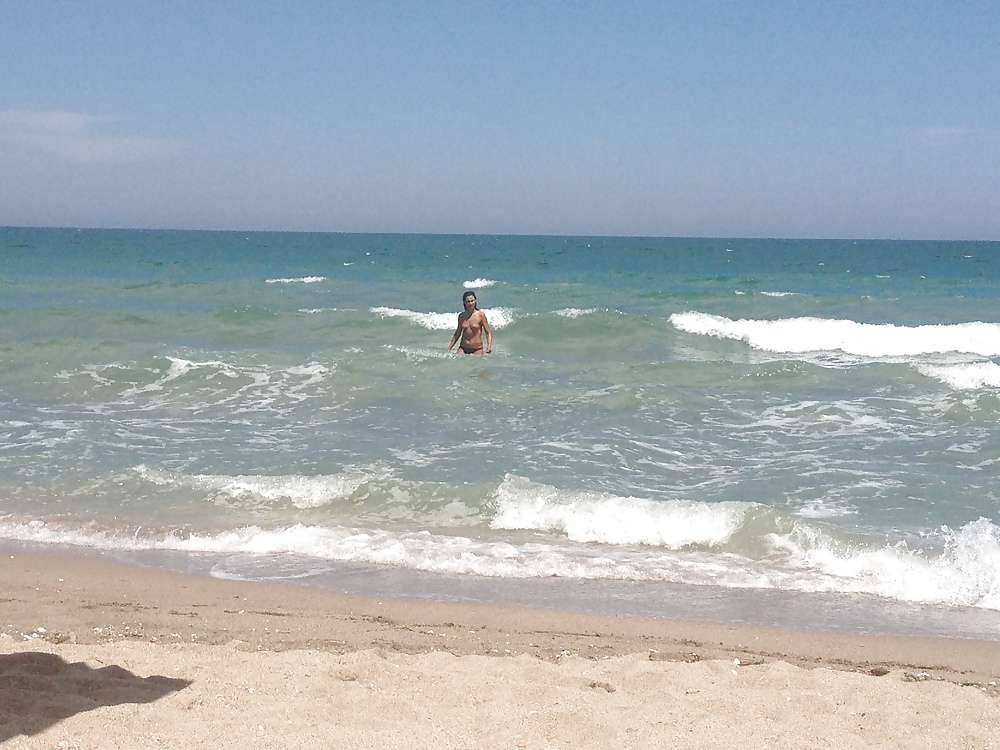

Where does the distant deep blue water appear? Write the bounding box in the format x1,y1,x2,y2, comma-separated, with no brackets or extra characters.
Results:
3,227,1000,635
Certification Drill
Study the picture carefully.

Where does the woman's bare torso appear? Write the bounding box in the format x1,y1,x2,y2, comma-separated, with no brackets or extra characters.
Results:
458,310,486,350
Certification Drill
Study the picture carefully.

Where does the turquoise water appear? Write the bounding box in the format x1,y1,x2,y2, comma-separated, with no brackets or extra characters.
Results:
3,227,1000,634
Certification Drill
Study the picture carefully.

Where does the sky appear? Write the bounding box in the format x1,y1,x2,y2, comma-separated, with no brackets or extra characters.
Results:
1,1,998,239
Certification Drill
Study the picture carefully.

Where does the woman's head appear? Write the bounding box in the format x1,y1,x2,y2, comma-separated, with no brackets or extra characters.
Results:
462,291,477,309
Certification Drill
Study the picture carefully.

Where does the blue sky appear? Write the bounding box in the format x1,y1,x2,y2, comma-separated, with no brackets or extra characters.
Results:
1,1,997,239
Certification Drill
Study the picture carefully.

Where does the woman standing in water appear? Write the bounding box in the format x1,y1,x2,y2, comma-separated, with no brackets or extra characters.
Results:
448,290,493,355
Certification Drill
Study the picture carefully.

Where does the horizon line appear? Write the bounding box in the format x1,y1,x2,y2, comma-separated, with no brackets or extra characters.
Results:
2,224,997,244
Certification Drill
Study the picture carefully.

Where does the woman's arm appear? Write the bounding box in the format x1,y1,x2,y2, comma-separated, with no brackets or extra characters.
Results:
481,313,493,354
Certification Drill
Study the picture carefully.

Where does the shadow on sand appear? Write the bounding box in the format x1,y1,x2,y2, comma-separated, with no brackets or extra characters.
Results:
0,651,191,742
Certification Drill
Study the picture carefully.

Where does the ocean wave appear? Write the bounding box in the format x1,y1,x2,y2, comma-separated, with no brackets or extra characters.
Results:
918,362,1000,389
554,308,601,318
265,276,327,284
115,357,328,404
370,306,516,330
133,464,383,510
50,357,335,414
670,312,1000,358
127,465,486,526
369,307,456,331
767,517,1000,609
0,519,656,579
4,514,999,608
462,278,497,288
119,356,240,396
489,474,747,548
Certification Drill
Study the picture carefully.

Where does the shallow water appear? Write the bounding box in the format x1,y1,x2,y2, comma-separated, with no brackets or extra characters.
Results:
3,228,1000,634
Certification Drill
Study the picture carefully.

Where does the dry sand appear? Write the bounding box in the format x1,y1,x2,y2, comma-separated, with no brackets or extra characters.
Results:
2,550,999,749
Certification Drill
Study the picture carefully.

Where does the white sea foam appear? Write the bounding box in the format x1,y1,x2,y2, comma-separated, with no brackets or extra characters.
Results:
265,276,327,284
105,358,330,409
370,307,456,330
6,458,1000,607
371,306,515,330
283,363,328,394
671,312,1000,358
489,475,747,548
555,308,599,318
766,517,1000,608
0,519,650,579
120,356,237,396
483,307,516,328
753,399,897,436
463,278,497,288
4,515,1000,608
133,465,381,509
918,362,1000,389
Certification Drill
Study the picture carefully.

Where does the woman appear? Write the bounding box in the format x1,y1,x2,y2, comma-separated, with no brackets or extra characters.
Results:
447,290,493,355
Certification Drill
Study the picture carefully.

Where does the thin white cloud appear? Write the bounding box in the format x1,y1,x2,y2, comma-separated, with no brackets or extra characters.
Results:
0,109,181,163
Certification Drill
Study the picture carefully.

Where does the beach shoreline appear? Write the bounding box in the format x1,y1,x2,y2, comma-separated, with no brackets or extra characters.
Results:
3,549,1000,748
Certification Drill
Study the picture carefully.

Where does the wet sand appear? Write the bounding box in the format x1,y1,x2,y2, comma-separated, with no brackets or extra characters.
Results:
2,550,999,748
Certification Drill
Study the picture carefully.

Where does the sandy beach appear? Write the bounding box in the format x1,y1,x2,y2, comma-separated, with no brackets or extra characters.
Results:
2,550,999,749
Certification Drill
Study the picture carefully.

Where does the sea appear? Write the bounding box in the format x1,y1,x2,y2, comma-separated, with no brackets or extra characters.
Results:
3,227,1000,640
